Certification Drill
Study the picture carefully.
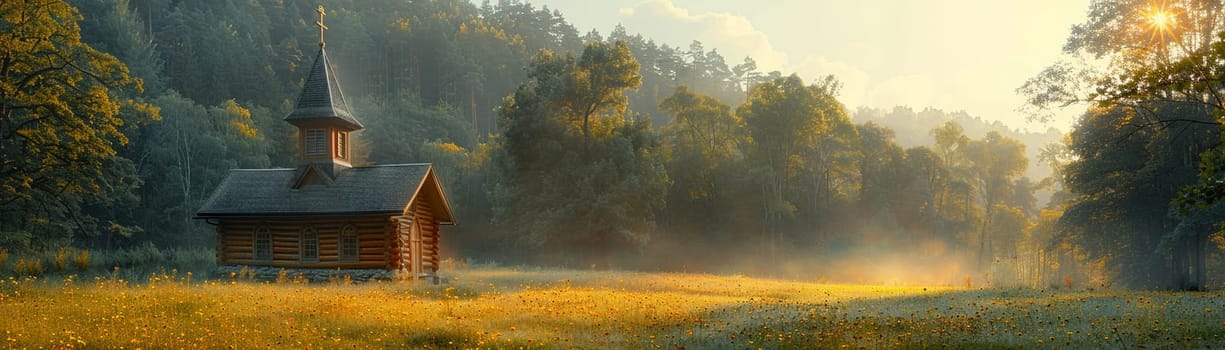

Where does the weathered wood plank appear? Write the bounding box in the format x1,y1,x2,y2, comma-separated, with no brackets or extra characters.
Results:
223,252,254,259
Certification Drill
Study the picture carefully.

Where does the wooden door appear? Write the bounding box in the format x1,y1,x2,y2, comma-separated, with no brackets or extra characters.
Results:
410,218,423,278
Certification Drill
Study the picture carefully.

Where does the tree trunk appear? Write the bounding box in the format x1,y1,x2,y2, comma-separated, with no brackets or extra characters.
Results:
977,209,991,272
470,86,478,134
1181,235,1208,291
1172,254,1182,291
1195,235,1207,290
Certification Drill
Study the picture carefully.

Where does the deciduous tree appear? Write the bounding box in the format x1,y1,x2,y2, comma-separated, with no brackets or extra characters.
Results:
492,41,667,265
0,0,157,249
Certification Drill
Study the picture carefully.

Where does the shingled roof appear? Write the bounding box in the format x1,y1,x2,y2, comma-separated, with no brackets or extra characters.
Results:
196,164,434,217
284,47,363,130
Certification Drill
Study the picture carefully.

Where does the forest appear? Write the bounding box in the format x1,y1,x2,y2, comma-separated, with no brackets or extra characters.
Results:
2,0,1224,292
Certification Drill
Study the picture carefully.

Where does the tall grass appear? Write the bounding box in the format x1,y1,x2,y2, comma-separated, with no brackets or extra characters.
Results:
72,250,89,270
12,258,43,277
0,243,215,280
0,267,1222,348
53,248,69,271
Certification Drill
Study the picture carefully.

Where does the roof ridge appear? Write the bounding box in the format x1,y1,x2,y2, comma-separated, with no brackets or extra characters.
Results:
354,163,433,168
228,168,296,172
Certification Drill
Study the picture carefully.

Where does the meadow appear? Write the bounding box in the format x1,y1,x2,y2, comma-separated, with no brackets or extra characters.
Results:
2,265,1224,349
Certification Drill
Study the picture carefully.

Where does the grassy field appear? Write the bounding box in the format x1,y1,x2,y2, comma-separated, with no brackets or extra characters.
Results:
2,267,1224,349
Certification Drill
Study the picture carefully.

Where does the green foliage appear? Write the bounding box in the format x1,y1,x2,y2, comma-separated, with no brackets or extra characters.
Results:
856,107,1063,183
964,0,1225,290
0,0,159,248
856,122,907,213
736,74,846,260
70,0,166,96
612,27,759,128
740,75,836,179
962,131,1030,267
359,92,475,164
493,40,667,264
562,40,642,140
655,85,757,251
660,86,742,200
1024,5,1225,293
420,141,470,185
1058,103,1218,289
124,93,271,244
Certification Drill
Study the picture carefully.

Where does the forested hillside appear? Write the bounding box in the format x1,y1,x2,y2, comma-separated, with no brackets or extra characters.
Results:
0,0,773,250
4,0,1224,290
853,107,1063,181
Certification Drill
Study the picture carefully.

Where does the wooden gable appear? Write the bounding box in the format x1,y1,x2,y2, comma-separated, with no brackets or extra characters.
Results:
292,164,334,189
403,166,456,225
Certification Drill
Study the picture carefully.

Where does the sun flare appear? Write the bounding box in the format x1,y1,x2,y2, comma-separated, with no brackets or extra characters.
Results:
1147,9,1175,30
1139,1,1182,49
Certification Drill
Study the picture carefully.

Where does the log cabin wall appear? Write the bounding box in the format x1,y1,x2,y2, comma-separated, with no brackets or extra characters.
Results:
391,217,410,272
216,216,390,268
390,200,441,275
414,200,440,274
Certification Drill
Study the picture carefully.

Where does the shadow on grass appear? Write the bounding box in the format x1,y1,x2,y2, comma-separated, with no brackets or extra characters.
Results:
673,288,1225,349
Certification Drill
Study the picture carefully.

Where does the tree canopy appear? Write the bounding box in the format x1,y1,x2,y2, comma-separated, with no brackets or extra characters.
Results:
0,0,158,249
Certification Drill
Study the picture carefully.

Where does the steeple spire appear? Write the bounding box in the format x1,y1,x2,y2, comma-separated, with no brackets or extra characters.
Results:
285,4,360,131
284,47,361,130
286,5,362,180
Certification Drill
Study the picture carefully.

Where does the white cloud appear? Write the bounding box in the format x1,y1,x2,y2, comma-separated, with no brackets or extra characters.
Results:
618,0,877,110
618,0,788,71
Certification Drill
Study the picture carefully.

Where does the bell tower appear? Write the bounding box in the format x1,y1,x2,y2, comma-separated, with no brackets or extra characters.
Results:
285,5,362,180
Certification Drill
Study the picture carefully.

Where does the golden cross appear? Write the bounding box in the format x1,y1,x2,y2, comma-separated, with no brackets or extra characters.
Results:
315,5,328,47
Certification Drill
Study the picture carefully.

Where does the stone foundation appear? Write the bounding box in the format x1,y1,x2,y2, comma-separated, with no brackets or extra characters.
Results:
216,265,446,284
217,265,399,283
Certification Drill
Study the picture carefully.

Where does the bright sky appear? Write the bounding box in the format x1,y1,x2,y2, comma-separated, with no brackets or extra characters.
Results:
523,0,1092,132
